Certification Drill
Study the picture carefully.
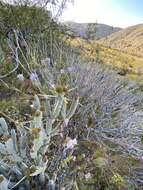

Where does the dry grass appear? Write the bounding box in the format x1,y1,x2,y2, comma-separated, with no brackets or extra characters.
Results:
66,37,143,79
99,24,143,58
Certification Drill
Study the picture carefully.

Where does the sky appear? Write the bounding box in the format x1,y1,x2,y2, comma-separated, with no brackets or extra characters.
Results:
59,0,143,28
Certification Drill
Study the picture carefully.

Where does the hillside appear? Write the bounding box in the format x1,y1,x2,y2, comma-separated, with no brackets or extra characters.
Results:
64,21,121,39
99,24,143,57
66,37,143,77
2,2,143,189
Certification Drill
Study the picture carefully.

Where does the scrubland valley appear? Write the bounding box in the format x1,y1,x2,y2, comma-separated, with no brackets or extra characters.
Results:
1,1,143,190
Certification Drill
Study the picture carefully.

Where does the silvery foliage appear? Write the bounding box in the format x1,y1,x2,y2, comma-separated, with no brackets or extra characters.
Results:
73,61,143,185
55,46,143,158
0,91,79,189
39,44,143,185
73,62,143,158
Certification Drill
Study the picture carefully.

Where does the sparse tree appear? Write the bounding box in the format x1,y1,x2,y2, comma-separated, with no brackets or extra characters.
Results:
86,23,96,40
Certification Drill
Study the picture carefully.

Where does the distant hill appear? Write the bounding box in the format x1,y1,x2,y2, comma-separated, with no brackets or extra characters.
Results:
67,37,143,75
64,21,121,39
99,24,143,57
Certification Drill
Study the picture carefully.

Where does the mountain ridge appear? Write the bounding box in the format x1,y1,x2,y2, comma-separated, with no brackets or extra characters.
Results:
64,21,121,39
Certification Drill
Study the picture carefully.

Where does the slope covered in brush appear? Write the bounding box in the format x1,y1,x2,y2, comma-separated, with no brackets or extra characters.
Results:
67,37,143,76
99,24,143,58
1,1,143,189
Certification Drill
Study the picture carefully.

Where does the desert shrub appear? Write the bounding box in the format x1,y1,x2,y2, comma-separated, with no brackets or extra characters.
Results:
0,1,67,83
42,43,143,188
0,1,61,38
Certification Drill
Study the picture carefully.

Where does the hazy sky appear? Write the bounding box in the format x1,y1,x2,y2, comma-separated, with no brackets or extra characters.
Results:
60,0,143,28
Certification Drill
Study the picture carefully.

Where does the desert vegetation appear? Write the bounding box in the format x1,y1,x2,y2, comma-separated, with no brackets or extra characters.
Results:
66,37,143,78
1,1,143,190
99,24,143,58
